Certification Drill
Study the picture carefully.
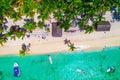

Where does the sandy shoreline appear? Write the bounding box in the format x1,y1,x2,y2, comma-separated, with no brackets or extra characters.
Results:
0,11,120,56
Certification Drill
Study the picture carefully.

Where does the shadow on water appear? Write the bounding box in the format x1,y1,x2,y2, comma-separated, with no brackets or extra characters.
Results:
0,71,4,80
0,71,2,76
99,50,106,74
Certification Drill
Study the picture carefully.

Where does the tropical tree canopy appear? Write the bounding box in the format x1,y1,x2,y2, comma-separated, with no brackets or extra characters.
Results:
0,0,120,44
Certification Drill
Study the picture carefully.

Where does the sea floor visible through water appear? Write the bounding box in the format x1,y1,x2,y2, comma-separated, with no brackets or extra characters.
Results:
0,46,120,80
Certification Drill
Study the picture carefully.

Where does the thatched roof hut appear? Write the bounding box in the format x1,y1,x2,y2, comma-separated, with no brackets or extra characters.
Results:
52,22,62,37
96,21,111,31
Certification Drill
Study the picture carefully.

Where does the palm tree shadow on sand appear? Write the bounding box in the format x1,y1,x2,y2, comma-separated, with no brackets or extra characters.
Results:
64,39,75,51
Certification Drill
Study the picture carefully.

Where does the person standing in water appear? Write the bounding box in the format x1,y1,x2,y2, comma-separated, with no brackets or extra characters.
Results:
48,55,52,64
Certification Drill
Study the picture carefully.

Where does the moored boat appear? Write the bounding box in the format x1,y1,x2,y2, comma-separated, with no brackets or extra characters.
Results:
14,62,20,77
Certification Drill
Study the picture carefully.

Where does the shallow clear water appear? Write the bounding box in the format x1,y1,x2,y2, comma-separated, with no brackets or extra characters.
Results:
0,46,120,80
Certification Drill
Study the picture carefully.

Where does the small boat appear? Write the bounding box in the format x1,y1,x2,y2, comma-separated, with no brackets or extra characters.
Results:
107,66,115,73
14,62,20,77
48,55,52,64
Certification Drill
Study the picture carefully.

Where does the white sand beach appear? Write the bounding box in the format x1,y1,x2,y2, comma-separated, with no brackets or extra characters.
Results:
0,11,120,56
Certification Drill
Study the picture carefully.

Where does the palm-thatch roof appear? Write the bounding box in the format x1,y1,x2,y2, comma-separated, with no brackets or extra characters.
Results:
96,21,111,31
52,22,62,37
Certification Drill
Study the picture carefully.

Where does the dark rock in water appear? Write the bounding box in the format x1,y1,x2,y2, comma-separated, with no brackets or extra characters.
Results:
116,77,119,80
100,68,104,73
0,71,3,76
40,59,44,63
102,55,106,60
0,71,3,79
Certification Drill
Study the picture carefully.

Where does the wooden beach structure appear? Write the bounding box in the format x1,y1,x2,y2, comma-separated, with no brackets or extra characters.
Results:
52,22,62,37
96,21,111,31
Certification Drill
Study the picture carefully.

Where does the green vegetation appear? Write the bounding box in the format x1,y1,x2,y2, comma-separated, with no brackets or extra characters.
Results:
24,20,36,32
19,43,31,57
0,0,120,49
68,43,75,51
19,49,29,57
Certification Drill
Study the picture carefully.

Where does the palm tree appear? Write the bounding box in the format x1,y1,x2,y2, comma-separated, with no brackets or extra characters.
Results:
5,25,26,40
36,0,52,21
0,0,120,45
0,24,4,33
10,12,21,22
0,33,7,46
54,10,63,20
19,48,30,57
78,18,87,30
15,0,24,15
16,0,24,7
37,21,44,29
19,49,26,57
23,20,36,32
15,29,26,39
94,13,105,22
19,43,30,57
60,18,71,32
68,43,75,51
15,0,37,18
0,0,12,17
85,25,95,34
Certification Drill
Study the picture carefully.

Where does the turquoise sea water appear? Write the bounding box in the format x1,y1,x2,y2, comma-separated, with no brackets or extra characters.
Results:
0,46,120,80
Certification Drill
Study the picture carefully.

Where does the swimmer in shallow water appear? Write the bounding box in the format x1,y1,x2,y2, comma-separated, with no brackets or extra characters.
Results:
76,69,85,73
